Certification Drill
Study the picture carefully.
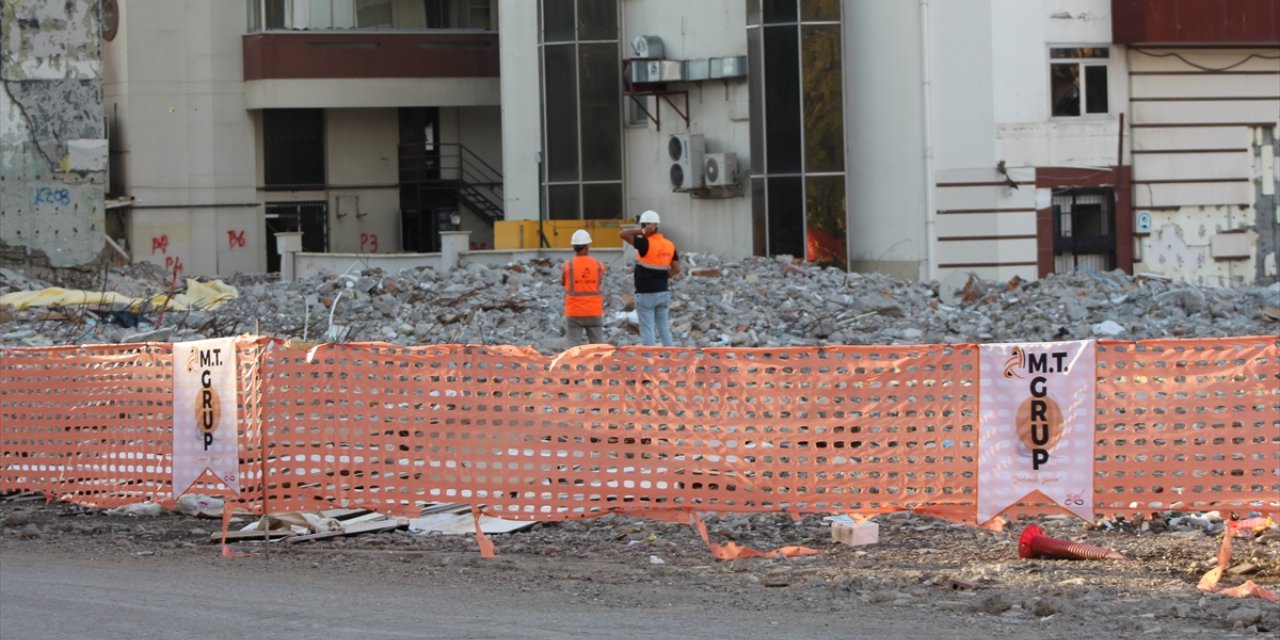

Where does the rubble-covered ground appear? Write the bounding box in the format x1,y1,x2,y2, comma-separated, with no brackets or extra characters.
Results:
2,495,1278,637
2,257,1277,636
1,253,1277,349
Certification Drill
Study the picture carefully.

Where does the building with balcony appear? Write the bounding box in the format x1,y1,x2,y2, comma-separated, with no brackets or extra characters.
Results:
101,0,502,276
83,0,1280,284
496,0,1277,284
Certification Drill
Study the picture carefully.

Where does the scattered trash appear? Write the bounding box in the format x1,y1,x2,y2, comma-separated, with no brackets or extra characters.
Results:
173,494,226,518
1017,524,1125,560
1198,518,1280,604
1091,319,1126,337
107,502,163,517
408,503,536,535
109,309,140,328
1230,516,1274,539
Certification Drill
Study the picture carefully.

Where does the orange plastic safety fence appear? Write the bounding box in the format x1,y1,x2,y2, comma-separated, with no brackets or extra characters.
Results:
257,343,978,519
0,339,268,508
1093,337,1279,514
2,337,1276,522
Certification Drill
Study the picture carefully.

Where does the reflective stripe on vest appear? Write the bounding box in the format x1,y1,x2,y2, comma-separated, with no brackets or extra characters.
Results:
636,233,675,272
564,256,604,317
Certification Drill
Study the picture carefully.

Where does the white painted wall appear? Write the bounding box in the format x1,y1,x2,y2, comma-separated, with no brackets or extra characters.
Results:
992,0,1127,169
244,77,500,110
499,0,753,259
932,0,996,172
843,0,928,279
498,0,541,223
111,0,260,276
324,108,399,254
620,0,752,258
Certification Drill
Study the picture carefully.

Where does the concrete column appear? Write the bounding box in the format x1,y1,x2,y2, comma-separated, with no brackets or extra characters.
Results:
275,232,303,282
440,230,471,271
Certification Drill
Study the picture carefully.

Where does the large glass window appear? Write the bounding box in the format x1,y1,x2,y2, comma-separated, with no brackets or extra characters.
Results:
763,26,801,175
543,0,575,42
576,0,616,41
806,175,845,267
802,24,844,173
548,184,581,219
583,183,622,218
543,44,580,182
801,0,839,21
580,43,622,181
767,177,803,257
539,0,622,220
263,109,325,187
747,0,846,267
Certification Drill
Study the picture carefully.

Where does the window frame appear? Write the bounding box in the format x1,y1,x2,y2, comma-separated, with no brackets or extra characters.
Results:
1048,46,1111,119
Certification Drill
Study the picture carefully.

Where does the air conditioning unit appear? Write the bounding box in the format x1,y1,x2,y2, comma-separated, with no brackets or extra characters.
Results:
703,152,738,187
668,133,704,191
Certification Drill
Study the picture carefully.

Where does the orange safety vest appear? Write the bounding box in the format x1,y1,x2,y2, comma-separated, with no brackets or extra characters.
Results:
563,255,604,317
636,233,675,272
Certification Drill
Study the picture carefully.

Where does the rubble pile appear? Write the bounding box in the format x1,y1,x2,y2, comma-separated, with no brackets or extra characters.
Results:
1,254,1277,349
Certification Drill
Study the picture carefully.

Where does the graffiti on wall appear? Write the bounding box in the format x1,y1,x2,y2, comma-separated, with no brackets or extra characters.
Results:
0,0,106,267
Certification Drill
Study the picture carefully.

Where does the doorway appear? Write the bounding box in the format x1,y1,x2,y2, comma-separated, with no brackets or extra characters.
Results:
265,202,328,273
1051,188,1115,273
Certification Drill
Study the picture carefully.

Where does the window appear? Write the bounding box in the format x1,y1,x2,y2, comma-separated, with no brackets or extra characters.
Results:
538,0,623,220
1050,47,1109,117
246,0,496,31
263,109,325,187
747,0,847,267
627,95,651,127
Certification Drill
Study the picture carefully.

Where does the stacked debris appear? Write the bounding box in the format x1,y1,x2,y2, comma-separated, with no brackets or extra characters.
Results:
2,255,1277,350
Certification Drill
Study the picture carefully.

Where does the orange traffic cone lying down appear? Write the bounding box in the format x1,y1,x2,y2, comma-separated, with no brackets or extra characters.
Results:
1018,524,1126,560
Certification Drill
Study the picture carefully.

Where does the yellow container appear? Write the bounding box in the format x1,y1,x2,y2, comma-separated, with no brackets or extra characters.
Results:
494,219,626,249
586,219,625,248
493,220,538,250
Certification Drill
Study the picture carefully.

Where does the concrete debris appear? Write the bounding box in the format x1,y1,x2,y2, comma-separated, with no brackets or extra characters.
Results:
2,257,1278,349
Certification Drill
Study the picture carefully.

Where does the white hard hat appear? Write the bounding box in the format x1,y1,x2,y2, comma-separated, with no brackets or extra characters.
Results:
639,209,661,225
571,229,592,245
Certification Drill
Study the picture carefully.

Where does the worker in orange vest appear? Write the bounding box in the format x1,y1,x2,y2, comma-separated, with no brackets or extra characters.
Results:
619,209,680,346
562,229,606,345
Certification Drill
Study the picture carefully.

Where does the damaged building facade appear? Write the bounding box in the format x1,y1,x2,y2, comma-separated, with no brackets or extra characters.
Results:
0,0,107,268
7,0,1277,286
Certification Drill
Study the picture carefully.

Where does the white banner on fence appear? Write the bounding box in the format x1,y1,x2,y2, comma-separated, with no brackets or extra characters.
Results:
173,337,240,496
978,340,1095,524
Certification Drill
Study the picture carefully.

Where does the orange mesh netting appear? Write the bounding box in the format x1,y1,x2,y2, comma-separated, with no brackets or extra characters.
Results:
2,337,1277,523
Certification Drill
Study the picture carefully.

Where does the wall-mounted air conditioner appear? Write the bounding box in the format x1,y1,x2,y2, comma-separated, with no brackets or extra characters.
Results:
668,133,704,191
703,152,738,187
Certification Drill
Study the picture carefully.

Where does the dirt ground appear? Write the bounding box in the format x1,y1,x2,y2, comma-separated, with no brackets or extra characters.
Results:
1,495,1277,639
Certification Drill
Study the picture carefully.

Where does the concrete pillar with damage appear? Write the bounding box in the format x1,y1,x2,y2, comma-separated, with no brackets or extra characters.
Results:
0,0,107,267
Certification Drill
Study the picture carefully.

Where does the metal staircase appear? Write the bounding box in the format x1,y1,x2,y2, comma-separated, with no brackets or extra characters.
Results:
398,142,504,224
